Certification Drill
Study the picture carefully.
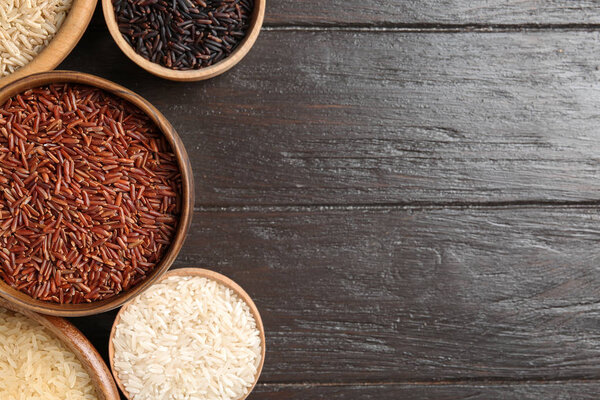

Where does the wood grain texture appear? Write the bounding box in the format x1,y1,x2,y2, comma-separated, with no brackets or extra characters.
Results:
63,5,600,398
81,380,600,400
87,1,600,27
72,206,600,384
61,28,600,206
248,383,600,400
265,1,600,26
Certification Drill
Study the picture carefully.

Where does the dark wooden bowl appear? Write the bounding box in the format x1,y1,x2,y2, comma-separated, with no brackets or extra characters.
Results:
102,0,266,81
0,0,97,88
108,268,266,400
0,298,120,400
0,71,194,317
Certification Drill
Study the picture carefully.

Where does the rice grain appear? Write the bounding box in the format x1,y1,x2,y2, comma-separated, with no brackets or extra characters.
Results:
0,84,182,304
112,275,262,400
0,306,98,400
0,0,73,77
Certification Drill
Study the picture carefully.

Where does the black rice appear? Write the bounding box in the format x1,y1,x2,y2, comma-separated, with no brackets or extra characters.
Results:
113,0,254,70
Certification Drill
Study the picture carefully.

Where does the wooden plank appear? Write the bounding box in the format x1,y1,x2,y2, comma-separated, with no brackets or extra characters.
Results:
266,1,600,26
71,205,600,383
61,28,600,206
92,382,600,400
249,383,600,399
90,1,600,27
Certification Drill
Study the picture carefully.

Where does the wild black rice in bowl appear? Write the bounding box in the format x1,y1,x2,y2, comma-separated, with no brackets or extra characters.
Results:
0,84,181,304
113,0,254,70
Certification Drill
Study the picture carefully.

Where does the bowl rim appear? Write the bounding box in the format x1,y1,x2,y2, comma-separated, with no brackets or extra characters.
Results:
0,297,121,400
108,267,266,400
101,0,266,81
0,0,98,88
0,70,194,317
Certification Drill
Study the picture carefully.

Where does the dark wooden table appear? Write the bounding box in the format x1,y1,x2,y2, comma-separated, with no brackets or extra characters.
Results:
59,2,600,398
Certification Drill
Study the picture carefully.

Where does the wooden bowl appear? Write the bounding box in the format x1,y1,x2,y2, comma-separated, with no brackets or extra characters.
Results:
0,297,120,400
0,71,194,317
108,268,266,400
0,0,97,88
102,0,266,81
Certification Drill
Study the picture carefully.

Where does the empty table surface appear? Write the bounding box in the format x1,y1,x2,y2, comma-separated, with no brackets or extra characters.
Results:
65,3,600,399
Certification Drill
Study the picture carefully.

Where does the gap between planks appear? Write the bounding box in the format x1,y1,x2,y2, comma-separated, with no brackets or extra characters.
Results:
85,22,600,34
257,377,600,388
263,23,600,33
194,200,600,213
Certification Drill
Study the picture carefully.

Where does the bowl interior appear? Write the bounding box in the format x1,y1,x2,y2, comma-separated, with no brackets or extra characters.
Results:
0,0,98,88
102,0,266,81
0,298,120,400
0,71,194,316
108,267,266,400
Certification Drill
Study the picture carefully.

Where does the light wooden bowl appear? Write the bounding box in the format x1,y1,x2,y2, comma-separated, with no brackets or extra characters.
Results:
108,268,266,400
0,71,194,317
102,0,265,81
0,298,120,400
0,0,97,88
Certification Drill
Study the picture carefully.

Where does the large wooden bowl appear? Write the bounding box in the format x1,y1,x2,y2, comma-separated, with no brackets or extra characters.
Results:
102,0,266,81
108,268,266,400
0,298,120,400
0,0,97,88
0,71,194,317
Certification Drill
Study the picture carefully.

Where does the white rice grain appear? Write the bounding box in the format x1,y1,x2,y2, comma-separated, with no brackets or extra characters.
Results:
0,306,98,400
113,275,263,400
0,0,73,77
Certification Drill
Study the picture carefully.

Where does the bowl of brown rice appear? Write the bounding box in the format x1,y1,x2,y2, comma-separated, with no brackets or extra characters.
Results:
0,70,194,317
0,0,97,88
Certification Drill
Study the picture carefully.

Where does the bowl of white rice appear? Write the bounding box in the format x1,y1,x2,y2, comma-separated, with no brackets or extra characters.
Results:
0,0,97,88
109,268,266,400
0,297,120,400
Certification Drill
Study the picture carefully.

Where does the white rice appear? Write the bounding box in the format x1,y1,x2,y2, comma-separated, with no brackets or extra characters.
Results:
0,0,73,77
113,275,263,400
0,306,98,400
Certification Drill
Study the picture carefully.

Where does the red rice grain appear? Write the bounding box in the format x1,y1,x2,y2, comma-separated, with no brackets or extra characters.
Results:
0,84,182,304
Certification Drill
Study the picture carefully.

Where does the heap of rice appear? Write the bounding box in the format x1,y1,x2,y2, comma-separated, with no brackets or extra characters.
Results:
0,306,98,400
112,275,263,400
0,0,73,77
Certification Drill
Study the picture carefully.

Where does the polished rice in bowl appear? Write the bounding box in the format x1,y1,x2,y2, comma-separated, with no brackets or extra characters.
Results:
112,275,262,400
0,306,98,399
0,84,182,303
0,0,73,76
